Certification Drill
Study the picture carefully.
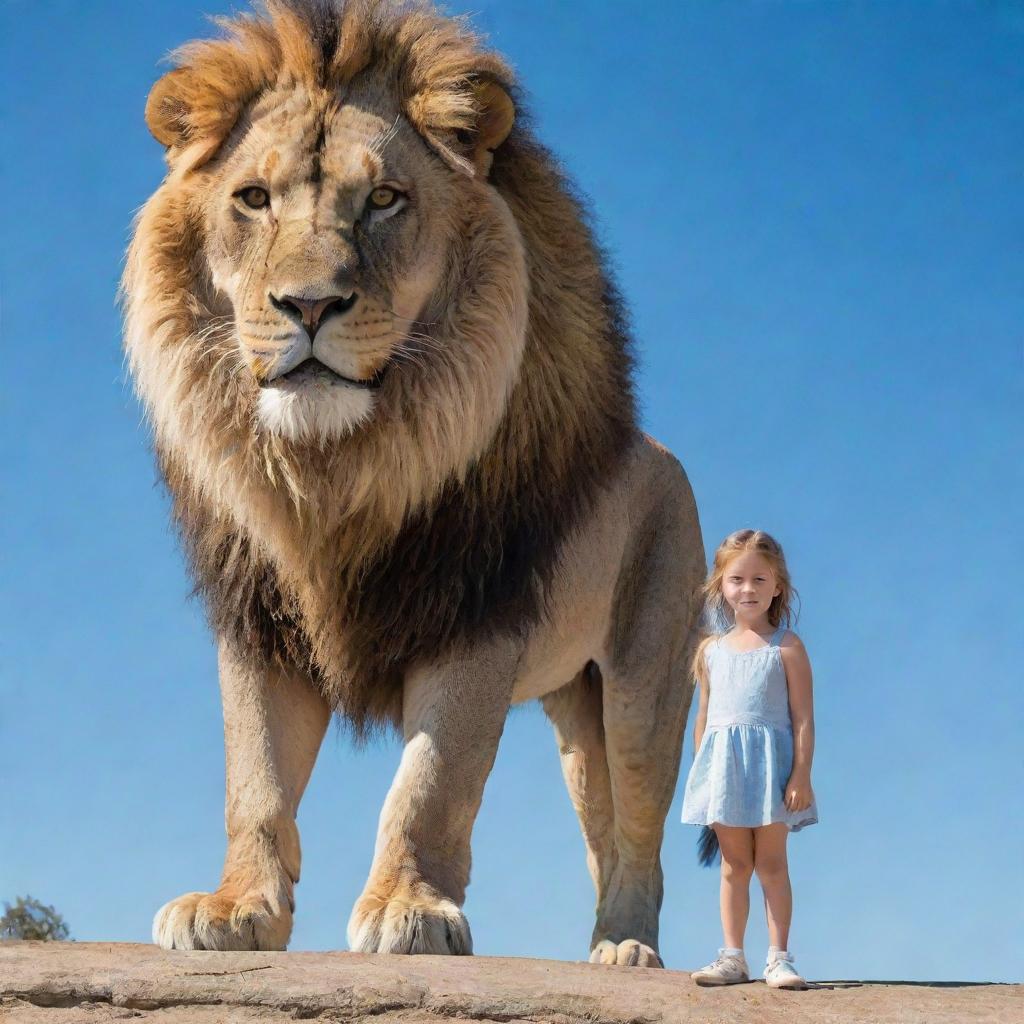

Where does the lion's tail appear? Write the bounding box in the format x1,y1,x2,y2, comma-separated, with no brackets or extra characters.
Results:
697,825,720,867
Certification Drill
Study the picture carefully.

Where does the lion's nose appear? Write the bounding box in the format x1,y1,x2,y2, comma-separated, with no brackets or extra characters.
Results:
270,292,357,339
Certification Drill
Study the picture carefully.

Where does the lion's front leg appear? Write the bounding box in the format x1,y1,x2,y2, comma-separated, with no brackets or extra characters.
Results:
347,638,518,955
153,641,330,951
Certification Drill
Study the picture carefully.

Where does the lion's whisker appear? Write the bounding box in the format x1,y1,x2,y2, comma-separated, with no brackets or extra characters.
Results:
368,114,402,159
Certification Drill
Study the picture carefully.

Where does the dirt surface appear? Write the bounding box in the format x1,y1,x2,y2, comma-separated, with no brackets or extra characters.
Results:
0,942,1018,1023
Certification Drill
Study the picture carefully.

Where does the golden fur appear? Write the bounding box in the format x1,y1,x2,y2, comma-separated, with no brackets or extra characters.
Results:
124,0,635,731
127,0,704,961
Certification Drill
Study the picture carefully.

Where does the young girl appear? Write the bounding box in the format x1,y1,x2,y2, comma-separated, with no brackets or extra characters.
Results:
681,529,818,989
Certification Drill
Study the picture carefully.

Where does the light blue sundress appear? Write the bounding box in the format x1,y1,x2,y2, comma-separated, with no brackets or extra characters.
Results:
681,626,818,832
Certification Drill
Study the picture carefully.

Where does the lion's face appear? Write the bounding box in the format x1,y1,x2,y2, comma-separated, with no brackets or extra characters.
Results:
199,78,458,441
127,8,530,528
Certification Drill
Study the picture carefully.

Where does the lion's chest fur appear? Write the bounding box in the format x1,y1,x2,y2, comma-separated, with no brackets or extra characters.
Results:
167,429,633,733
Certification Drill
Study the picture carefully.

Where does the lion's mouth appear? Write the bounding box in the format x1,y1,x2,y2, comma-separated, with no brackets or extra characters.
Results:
269,357,388,390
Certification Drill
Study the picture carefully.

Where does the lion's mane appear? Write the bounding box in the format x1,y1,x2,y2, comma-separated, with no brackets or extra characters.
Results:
124,0,637,733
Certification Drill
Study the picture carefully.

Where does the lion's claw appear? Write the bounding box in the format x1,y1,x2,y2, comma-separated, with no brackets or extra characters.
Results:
347,889,471,955
589,938,664,968
153,890,291,951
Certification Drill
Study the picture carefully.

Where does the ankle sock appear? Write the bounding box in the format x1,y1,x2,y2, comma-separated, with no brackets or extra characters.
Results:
722,946,744,959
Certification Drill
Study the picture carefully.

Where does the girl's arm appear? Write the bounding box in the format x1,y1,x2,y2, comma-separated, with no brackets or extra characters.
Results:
692,642,711,753
781,634,815,811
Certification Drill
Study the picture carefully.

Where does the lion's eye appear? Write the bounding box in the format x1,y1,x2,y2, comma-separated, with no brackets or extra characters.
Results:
367,187,399,210
236,186,270,210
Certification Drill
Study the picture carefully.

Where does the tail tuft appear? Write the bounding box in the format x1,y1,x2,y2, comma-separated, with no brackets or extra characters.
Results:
697,825,720,867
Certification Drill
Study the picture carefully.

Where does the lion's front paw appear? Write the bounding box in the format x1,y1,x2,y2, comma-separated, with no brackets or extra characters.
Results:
347,885,471,955
589,938,664,968
153,890,292,951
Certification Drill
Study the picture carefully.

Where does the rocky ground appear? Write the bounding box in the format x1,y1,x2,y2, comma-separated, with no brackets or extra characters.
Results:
1,942,1018,1023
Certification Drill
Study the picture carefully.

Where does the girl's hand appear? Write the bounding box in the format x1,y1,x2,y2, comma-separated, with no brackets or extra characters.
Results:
784,772,814,812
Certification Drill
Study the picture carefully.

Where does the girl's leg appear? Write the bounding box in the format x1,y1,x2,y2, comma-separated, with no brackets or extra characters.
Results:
713,824,755,950
753,823,792,950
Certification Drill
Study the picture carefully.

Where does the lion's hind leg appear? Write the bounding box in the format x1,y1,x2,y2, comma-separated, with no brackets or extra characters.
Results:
541,665,648,961
587,640,692,968
546,468,702,968
587,487,702,967
542,662,668,968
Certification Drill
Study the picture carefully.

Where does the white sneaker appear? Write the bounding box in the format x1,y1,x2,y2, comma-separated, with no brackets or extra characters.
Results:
691,948,749,986
764,950,808,989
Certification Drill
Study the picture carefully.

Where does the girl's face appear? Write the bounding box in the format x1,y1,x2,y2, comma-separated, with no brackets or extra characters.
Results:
721,551,782,625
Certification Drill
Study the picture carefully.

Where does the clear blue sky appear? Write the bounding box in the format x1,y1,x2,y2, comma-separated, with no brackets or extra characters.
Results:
2,0,1022,984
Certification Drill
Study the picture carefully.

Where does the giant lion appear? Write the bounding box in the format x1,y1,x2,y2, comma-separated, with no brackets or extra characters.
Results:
123,0,704,965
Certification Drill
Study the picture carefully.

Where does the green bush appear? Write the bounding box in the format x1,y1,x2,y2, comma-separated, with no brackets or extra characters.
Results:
0,896,71,941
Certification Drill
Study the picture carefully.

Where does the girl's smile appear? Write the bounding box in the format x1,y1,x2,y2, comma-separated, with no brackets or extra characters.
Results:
721,551,782,628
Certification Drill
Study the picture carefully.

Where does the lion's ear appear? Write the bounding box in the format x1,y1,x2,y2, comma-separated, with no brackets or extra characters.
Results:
145,69,193,147
472,79,515,165
145,67,240,172
414,77,515,179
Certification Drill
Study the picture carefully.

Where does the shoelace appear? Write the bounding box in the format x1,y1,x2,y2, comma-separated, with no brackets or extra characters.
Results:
710,955,744,971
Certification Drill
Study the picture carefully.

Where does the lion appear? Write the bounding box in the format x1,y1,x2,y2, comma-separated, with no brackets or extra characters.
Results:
122,0,704,966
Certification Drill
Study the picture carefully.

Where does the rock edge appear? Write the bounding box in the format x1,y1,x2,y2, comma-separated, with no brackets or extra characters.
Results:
1,942,1018,1024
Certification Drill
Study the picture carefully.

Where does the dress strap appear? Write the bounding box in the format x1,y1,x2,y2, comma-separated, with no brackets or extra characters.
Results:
769,625,787,647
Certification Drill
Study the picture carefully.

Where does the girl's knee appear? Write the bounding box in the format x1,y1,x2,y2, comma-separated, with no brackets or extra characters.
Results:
752,823,789,881
754,857,789,883
714,825,754,878
721,855,754,880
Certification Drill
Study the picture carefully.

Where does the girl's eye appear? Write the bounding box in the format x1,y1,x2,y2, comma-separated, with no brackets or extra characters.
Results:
236,186,270,210
367,187,400,210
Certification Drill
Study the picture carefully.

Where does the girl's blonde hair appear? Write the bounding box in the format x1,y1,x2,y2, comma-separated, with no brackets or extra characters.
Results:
692,529,799,688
